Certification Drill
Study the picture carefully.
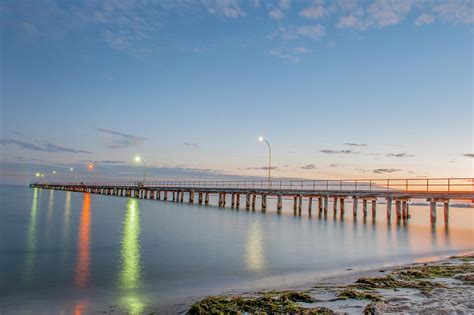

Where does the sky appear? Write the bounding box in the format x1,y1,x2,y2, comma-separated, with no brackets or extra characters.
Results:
1,0,473,185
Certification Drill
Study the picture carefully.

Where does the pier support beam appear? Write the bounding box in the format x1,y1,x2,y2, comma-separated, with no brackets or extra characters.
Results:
236,194,240,208
362,199,368,217
308,197,313,214
371,199,377,218
298,195,303,214
402,201,407,219
190,191,195,204
339,198,345,215
262,195,267,211
395,200,401,220
430,200,437,222
352,197,358,217
246,194,251,210
318,197,323,214
205,192,209,205
386,197,392,220
231,193,236,208
198,192,203,205
251,194,256,210
444,201,449,223
333,197,337,214
277,194,283,213
163,191,168,201
293,196,298,213
323,196,328,213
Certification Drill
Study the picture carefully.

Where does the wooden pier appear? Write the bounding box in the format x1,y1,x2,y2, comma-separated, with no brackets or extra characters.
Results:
30,178,473,223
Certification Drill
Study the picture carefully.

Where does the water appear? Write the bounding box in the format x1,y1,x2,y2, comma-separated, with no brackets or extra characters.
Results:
0,185,473,314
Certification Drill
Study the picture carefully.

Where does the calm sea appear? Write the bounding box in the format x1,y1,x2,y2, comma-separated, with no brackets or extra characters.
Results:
0,185,473,314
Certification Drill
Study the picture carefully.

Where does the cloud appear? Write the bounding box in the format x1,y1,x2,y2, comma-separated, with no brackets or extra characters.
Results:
269,46,311,63
96,128,146,149
244,166,279,170
373,168,401,174
433,1,474,24
208,0,246,18
320,149,358,154
386,153,414,158
279,0,291,10
300,4,326,19
184,142,199,148
269,8,284,19
344,142,367,147
82,160,128,165
415,13,435,26
336,15,363,29
271,25,326,40
0,139,92,153
300,164,317,170
463,153,474,158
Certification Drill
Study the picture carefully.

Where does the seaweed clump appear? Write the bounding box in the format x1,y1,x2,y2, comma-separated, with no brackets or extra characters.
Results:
187,291,334,315
336,289,383,302
396,264,474,280
354,275,443,295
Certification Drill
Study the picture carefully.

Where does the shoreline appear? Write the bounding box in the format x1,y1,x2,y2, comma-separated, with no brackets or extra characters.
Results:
185,253,474,314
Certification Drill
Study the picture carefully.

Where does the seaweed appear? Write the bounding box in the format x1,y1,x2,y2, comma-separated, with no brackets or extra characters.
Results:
336,289,383,302
354,275,443,295
396,264,474,280
187,291,333,314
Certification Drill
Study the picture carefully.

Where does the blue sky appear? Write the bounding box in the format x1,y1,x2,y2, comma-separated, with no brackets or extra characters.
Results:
1,0,473,184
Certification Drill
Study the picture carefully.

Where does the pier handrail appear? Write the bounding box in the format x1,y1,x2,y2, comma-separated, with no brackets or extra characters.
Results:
32,177,474,193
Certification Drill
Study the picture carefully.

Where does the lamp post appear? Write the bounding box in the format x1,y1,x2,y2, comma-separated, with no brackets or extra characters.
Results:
134,156,147,185
258,137,272,187
35,172,41,184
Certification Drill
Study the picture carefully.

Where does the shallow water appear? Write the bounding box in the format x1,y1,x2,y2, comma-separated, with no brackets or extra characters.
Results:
0,185,472,314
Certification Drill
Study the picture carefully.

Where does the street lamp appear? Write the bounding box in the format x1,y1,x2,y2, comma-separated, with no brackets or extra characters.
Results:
134,155,147,184
258,137,272,187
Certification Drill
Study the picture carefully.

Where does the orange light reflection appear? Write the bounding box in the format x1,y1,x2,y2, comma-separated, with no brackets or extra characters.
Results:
75,193,91,289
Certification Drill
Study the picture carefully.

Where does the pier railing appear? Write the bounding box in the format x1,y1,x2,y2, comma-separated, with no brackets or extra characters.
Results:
36,178,474,192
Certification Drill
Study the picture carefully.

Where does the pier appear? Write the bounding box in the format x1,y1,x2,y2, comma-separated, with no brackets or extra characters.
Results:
31,178,473,223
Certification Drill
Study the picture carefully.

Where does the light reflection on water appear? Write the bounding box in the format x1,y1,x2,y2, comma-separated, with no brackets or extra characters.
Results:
0,186,472,313
75,193,91,289
245,219,265,272
119,198,145,314
22,188,38,283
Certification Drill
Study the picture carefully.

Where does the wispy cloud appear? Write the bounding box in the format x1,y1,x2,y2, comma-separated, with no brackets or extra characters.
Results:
320,149,358,154
344,142,367,147
270,25,326,40
208,0,246,19
463,153,474,158
82,159,128,165
415,13,435,26
300,164,317,170
0,139,91,153
386,153,414,158
244,166,279,170
269,46,311,63
96,128,146,149
184,142,199,148
269,8,284,20
300,3,326,20
373,168,401,174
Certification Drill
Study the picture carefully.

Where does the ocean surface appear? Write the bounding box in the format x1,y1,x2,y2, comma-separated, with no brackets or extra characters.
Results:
0,185,473,314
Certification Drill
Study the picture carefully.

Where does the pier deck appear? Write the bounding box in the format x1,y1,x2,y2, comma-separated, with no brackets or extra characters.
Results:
31,178,473,223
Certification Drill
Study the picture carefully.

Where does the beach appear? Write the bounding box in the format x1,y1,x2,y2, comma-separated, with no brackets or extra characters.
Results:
186,254,474,314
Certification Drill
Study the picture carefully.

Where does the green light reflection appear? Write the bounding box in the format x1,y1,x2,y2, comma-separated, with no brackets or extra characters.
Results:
23,188,39,282
119,198,145,314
